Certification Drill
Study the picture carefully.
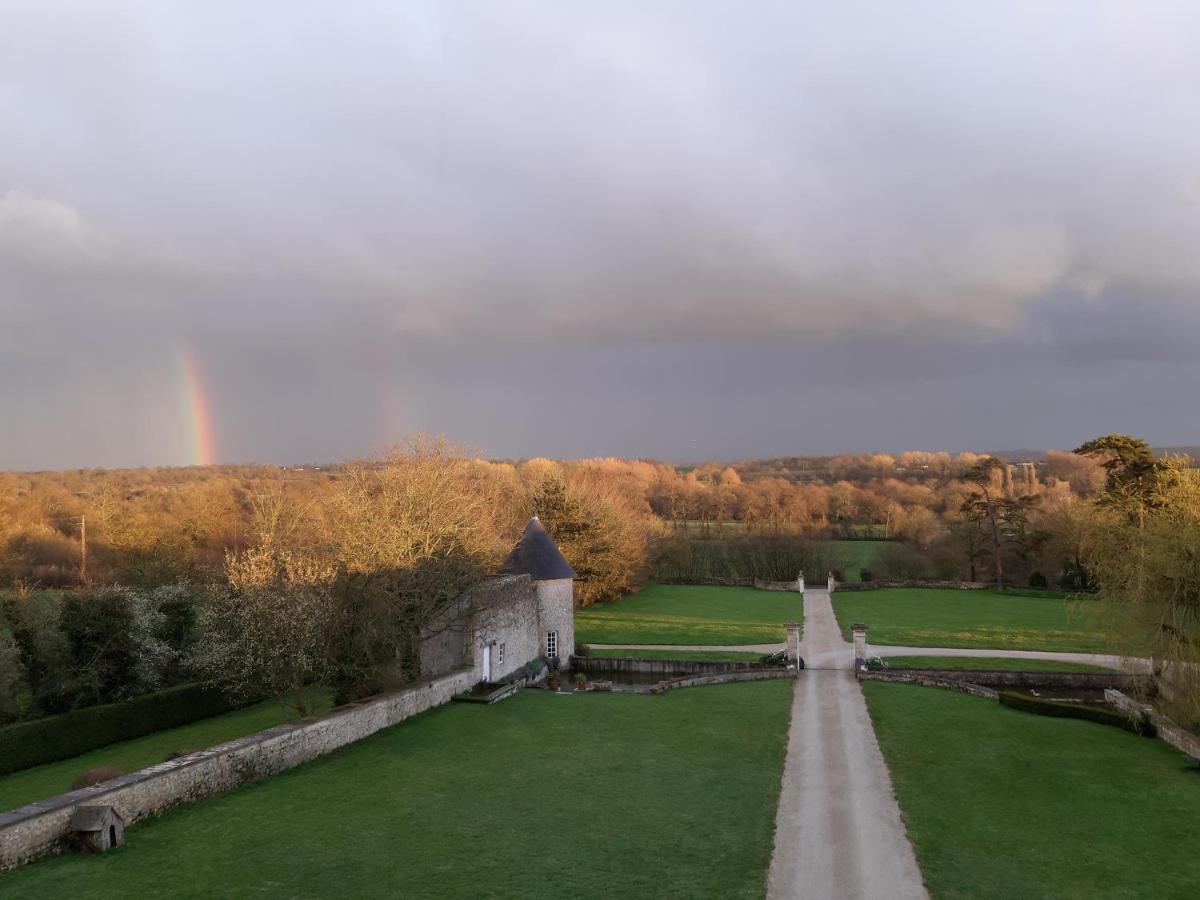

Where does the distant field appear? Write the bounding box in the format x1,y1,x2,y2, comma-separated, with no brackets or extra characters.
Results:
865,682,1200,899
881,656,1114,673
832,587,1108,652
576,583,802,646
4,683,792,899
0,698,322,813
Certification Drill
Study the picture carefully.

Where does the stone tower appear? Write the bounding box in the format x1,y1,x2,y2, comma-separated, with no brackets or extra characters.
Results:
499,516,576,666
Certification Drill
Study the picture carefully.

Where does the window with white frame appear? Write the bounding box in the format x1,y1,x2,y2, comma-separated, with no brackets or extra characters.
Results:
546,630,558,659
498,642,506,664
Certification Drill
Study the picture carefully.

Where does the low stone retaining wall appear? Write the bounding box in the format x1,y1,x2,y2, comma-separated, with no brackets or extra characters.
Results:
0,667,476,871
1107,689,1200,758
656,577,756,587
575,656,765,676
856,670,999,700
873,669,1148,691
656,577,801,592
834,579,992,592
752,578,802,592
648,669,795,693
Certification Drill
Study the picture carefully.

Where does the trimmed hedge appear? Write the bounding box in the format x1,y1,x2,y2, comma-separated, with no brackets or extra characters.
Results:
999,691,1155,737
0,683,237,777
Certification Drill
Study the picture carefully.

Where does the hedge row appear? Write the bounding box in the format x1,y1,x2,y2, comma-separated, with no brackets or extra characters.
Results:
0,683,238,776
998,691,1154,737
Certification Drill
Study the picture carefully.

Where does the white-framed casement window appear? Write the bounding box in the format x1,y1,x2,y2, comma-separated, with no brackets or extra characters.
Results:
546,630,558,659
498,642,506,664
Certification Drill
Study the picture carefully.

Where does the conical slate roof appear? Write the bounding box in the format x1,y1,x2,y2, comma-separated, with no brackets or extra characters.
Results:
500,516,576,581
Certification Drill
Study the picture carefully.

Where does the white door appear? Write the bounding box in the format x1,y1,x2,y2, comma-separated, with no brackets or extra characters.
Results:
481,644,492,682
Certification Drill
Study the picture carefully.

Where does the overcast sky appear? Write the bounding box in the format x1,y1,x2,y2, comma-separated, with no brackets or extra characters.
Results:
2,1,1198,469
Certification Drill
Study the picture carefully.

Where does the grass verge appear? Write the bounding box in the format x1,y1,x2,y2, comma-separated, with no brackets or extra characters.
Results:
863,682,1200,899
576,582,802,645
832,587,1108,652
2,682,792,899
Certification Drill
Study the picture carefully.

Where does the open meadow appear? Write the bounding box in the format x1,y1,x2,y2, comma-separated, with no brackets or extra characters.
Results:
575,583,803,646
832,587,1109,652
2,682,793,900
864,682,1200,900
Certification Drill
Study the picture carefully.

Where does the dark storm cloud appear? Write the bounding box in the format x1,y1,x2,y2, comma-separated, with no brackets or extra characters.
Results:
1,1,1198,468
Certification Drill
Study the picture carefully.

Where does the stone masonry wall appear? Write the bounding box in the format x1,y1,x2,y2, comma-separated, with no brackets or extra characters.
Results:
574,656,766,676
536,578,574,664
469,576,540,683
0,667,475,871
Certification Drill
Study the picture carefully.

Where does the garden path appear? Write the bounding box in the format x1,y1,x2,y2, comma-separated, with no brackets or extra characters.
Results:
765,589,928,900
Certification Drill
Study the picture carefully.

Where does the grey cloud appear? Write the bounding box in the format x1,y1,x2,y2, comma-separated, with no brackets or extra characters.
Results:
0,1,1198,468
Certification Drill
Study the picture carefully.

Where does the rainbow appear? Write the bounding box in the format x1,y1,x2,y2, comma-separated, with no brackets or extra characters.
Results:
180,349,218,466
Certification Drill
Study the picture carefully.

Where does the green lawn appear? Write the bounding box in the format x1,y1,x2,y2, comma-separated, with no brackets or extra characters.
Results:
586,648,768,662
881,656,1114,673
0,699,323,813
3,682,793,899
576,583,802,645
832,587,1108,652
863,682,1200,899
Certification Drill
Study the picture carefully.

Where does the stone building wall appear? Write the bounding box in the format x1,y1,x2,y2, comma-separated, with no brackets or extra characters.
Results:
469,575,541,683
536,577,574,664
0,667,475,871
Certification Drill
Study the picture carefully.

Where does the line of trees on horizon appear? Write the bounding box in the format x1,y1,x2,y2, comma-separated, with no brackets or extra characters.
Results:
1,434,1197,727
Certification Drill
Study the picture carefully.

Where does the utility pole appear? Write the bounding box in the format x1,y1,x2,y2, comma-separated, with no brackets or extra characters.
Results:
79,515,88,585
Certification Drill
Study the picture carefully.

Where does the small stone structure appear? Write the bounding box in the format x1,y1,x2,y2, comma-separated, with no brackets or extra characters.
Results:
852,623,869,669
70,806,124,852
828,572,837,593
798,572,805,593
786,622,801,668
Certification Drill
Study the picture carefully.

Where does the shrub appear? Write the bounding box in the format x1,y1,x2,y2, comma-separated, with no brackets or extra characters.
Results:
1028,571,1048,588
998,691,1155,736
859,568,874,582
0,682,239,776
573,643,590,658
70,767,122,790
865,656,887,672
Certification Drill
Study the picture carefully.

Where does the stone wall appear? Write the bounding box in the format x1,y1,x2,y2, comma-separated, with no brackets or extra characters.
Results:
1107,689,1200,758
0,667,476,871
868,668,1147,691
752,578,802,592
536,577,575,664
834,579,992,592
575,656,766,676
467,575,541,683
856,670,999,700
648,669,795,693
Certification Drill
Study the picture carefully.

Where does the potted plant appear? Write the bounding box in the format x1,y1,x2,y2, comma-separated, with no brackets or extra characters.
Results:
574,672,588,691
547,669,561,691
